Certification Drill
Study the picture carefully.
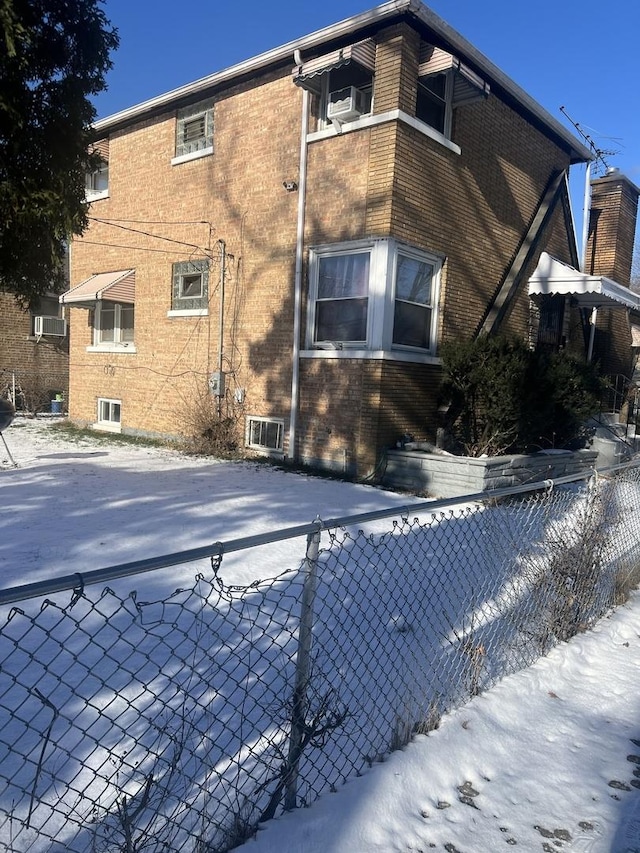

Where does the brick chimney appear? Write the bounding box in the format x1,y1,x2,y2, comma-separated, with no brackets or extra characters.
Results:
586,169,639,284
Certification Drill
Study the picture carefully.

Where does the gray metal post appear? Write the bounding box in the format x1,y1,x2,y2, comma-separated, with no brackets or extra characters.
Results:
284,519,321,811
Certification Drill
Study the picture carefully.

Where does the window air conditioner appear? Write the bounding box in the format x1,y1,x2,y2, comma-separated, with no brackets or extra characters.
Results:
34,315,67,337
327,86,368,121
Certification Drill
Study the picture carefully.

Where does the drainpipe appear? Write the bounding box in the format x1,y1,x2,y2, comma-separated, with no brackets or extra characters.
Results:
289,87,309,463
217,239,226,417
581,162,597,362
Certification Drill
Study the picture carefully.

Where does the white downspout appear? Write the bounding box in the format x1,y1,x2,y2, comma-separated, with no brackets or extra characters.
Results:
289,87,309,463
581,162,598,362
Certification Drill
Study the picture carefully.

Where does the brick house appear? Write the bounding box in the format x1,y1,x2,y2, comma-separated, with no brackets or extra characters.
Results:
0,288,69,413
63,0,639,476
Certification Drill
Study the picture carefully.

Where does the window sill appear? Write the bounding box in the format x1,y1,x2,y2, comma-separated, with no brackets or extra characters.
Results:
167,308,208,317
85,189,109,202
301,349,442,365
93,422,122,433
87,343,137,353
307,109,461,155
246,445,285,458
171,147,214,166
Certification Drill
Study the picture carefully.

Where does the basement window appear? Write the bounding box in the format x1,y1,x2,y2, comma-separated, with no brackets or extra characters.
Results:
96,398,121,432
246,417,284,454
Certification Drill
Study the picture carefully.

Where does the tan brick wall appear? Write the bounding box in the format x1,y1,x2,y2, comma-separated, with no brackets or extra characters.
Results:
71,69,303,440
587,175,639,285
70,23,584,477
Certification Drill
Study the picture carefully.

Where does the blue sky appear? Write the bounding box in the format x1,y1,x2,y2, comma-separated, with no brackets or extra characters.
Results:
93,0,640,252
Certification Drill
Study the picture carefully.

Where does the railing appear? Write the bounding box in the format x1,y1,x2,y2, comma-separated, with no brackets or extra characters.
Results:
2,465,640,852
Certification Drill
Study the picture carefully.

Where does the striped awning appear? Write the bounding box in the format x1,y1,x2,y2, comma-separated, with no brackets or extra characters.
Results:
60,269,135,305
293,39,376,93
528,253,640,311
419,44,490,107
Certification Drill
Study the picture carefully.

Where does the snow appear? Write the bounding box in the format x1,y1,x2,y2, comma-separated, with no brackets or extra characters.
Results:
0,418,422,594
242,594,640,852
1,418,639,853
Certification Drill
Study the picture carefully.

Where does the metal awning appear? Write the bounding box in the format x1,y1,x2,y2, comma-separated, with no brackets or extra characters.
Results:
60,269,135,305
528,253,640,311
292,39,376,93
419,44,490,107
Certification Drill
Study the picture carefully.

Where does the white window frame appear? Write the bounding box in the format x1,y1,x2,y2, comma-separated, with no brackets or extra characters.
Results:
89,301,135,352
245,417,285,455
85,160,109,201
96,398,121,432
173,100,214,164
306,239,441,356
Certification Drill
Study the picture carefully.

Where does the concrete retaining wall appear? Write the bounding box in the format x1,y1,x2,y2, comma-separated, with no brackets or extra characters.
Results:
382,444,599,498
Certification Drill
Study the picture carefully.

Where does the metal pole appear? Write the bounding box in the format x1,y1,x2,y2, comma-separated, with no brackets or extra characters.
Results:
217,240,226,419
284,518,321,811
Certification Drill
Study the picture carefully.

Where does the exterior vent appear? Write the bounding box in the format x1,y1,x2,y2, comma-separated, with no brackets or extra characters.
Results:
327,86,368,121
34,315,66,337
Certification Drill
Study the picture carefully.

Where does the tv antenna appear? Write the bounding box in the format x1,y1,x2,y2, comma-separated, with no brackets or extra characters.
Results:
560,106,621,174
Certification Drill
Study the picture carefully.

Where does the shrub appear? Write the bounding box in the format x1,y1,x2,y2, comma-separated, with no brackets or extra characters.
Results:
440,335,603,456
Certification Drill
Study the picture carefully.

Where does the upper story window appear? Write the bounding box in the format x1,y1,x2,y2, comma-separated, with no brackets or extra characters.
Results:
85,138,109,200
171,259,209,311
323,63,373,126
417,45,489,141
175,100,214,160
95,301,134,346
307,239,441,355
292,39,376,129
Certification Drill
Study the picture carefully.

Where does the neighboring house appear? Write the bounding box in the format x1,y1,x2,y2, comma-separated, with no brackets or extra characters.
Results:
64,0,639,477
0,289,69,413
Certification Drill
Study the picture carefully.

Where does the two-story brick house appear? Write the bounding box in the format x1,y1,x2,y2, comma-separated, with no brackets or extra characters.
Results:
63,0,639,476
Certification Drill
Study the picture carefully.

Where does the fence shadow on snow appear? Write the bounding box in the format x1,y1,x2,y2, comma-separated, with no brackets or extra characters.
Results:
1,464,640,852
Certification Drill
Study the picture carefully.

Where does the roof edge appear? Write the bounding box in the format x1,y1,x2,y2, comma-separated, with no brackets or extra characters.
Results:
93,0,592,164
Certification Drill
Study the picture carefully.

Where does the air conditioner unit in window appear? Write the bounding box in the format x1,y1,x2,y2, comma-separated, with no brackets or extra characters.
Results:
34,315,66,337
327,86,368,121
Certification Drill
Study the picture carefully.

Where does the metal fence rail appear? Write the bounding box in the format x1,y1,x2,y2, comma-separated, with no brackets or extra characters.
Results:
1,465,640,852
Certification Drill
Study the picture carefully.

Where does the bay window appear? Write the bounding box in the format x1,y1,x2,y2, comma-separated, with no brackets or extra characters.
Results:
307,239,441,355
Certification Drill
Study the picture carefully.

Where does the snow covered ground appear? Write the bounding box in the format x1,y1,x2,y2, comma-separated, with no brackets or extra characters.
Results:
242,592,640,853
1,418,639,853
0,417,422,595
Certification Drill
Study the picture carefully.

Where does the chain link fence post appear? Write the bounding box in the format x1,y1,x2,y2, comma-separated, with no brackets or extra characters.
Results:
284,518,322,811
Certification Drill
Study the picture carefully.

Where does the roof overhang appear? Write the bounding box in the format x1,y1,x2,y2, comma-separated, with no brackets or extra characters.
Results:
528,253,640,311
92,0,592,164
60,270,135,306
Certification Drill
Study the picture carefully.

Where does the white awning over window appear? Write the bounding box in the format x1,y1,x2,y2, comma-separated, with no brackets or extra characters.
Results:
528,253,640,311
60,269,135,305
293,39,376,93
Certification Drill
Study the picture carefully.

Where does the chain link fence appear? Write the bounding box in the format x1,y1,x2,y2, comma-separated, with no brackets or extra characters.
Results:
2,465,640,852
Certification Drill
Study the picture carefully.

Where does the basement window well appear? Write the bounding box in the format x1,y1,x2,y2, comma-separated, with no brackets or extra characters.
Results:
246,417,284,454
